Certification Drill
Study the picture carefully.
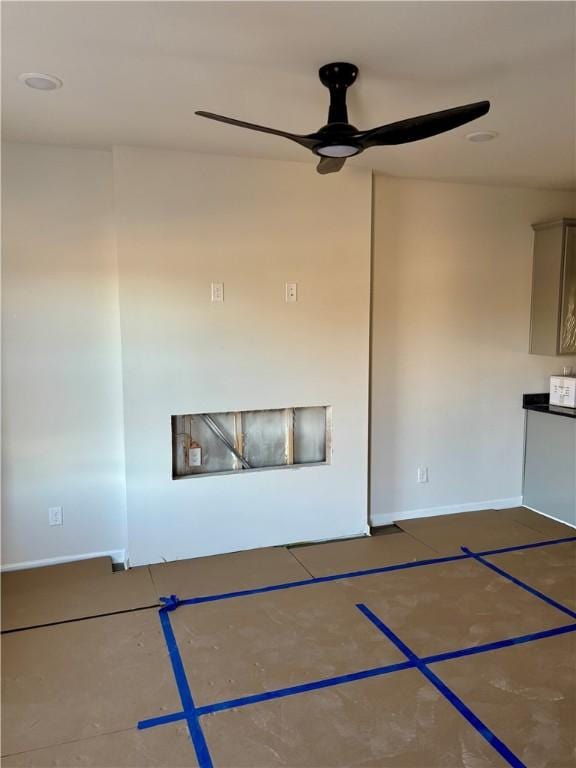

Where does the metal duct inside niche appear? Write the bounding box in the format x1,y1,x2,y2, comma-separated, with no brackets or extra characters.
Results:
172,406,331,478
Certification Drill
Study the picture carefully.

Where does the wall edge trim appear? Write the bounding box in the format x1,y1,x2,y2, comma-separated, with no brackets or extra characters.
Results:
521,504,576,529
370,497,523,527
1,549,127,573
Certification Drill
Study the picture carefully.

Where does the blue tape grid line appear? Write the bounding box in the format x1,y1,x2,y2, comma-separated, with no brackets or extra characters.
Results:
420,621,576,664
178,553,467,606
175,535,576,608
462,546,576,621
476,535,576,556
143,534,576,768
356,604,526,768
138,620,576,731
139,659,415,729
158,609,213,768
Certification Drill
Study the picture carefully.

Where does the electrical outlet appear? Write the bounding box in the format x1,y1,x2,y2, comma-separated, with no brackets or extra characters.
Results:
211,282,224,303
417,467,429,484
48,506,63,526
188,445,202,467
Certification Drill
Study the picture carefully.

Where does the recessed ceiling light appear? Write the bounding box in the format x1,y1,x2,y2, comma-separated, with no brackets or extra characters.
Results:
465,130,498,143
18,73,63,91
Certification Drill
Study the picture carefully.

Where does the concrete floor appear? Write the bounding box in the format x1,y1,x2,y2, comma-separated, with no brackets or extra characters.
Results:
2,508,575,767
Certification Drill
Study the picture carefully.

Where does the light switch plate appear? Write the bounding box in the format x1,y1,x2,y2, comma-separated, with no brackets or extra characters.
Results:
48,506,63,526
417,467,429,483
211,282,224,303
285,282,298,302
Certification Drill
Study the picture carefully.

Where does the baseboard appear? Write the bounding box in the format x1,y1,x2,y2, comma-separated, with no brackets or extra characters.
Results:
370,497,523,527
0,549,127,573
521,504,576,530
288,526,371,549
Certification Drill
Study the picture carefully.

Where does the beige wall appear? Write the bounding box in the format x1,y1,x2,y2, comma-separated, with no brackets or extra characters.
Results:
371,176,576,524
3,142,574,568
113,147,372,565
1,144,127,566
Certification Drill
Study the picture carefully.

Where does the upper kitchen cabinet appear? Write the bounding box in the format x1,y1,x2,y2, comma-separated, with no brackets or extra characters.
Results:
529,218,576,356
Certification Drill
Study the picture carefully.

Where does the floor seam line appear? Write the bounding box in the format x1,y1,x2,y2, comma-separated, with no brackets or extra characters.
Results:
285,546,316,579
393,526,445,555
1,603,161,635
0,725,143,758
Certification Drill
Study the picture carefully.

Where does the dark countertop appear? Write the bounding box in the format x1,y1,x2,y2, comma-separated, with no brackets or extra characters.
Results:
523,393,576,420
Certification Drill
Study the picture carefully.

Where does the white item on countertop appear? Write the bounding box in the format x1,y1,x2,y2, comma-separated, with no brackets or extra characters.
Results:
550,375,576,408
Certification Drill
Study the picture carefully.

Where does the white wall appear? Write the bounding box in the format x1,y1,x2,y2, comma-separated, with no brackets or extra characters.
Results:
1,144,127,567
371,177,576,524
113,147,372,566
4,143,574,567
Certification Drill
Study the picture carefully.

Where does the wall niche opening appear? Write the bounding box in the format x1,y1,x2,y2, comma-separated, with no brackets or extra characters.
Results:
172,406,332,478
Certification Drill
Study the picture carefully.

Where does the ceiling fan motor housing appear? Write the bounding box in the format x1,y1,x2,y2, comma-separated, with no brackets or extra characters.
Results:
318,62,359,90
316,62,362,156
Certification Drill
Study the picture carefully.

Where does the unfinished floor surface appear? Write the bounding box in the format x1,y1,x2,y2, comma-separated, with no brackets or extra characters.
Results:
2,724,199,768
486,541,576,611
436,632,576,768
2,508,575,767
289,532,436,578
170,581,405,706
148,546,311,599
395,511,562,555
2,610,180,755
1,557,158,630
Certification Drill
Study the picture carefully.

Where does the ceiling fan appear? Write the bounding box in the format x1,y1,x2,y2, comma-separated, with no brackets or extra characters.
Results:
196,62,490,175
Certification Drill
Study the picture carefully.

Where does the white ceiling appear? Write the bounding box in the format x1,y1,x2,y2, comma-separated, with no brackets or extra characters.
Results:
3,1,575,188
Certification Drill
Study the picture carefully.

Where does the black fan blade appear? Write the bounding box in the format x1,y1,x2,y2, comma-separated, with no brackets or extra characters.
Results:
316,156,346,175
195,111,318,149
358,101,490,147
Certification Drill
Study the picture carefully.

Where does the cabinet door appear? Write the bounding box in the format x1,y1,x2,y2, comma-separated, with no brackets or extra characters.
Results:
529,226,563,355
523,410,576,526
559,225,576,354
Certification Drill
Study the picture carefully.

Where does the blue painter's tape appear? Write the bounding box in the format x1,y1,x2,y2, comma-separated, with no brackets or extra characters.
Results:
168,536,575,609
417,664,525,768
137,532,576,764
463,547,576,621
179,553,468,607
158,609,214,768
179,577,314,605
159,610,194,711
138,710,188,730
356,604,526,768
478,535,576,557
357,604,416,660
137,619,576,735
195,660,415,716
422,622,576,665
159,594,182,611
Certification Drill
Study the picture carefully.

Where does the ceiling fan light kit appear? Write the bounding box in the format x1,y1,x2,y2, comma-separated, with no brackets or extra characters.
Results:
196,62,490,175
316,145,360,158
